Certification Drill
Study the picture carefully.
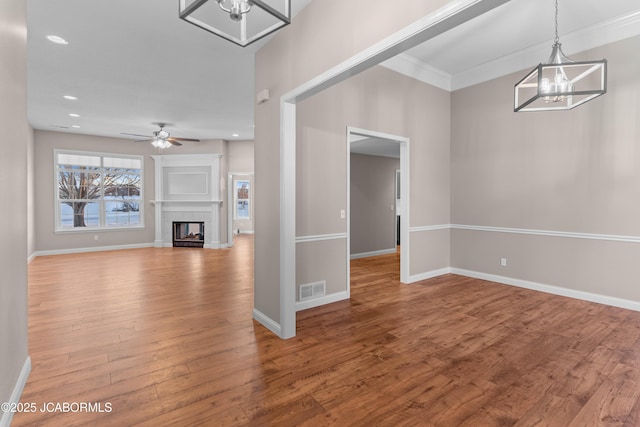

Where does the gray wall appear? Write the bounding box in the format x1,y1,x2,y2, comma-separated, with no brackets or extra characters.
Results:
255,0,450,325
228,139,254,173
350,153,399,256
32,130,246,252
451,35,640,302
295,65,450,299
0,0,29,417
256,1,640,331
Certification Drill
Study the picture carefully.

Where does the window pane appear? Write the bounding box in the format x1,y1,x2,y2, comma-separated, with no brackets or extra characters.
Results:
59,202,74,228
55,151,143,231
84,202,100,226
104,173,141,198
104,156,141,169
105,201,140,226
236,181,249,200
59,201,99,228
57,153,100,167
237,200,250,219
58,171,101,199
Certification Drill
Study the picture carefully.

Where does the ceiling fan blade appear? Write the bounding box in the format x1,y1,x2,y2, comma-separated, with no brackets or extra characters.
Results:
169,137,200,142
135,139,153,143
121,132,152,138
168,139,183,147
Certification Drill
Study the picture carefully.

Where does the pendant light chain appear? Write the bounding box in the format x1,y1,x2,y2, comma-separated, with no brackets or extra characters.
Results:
554,0,559,44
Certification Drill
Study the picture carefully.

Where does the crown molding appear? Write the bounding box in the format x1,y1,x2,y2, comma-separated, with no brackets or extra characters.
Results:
380,54,452,91
380,10,640,92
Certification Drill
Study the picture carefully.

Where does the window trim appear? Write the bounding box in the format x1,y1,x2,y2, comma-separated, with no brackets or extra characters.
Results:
54,149,145,233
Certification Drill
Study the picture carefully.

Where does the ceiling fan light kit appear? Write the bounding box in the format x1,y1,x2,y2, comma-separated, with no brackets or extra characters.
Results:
121,123,200,149
514,0,607,112
179,0,291,47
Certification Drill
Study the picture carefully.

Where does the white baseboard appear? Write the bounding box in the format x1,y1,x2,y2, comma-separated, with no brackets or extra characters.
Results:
252,308,282,337
296,291,349,312
350,248,397,260
408,267,451,283
451,268,640,312
32,243,154,258
0,356,31,427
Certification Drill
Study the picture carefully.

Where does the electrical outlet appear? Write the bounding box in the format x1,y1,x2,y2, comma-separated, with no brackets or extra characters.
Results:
94,234,99,241
340,209,345,219
500,257,507,267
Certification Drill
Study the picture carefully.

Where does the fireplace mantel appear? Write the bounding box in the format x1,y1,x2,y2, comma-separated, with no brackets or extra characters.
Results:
151,154,222,248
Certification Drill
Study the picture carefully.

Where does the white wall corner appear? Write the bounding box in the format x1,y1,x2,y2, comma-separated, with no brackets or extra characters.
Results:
252,308,282,338
0,356,31,427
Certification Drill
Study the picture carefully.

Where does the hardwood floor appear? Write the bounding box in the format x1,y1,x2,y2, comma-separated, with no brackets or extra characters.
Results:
13,236,640,426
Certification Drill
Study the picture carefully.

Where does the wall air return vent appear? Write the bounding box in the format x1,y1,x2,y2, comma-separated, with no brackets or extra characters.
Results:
299,281,326,301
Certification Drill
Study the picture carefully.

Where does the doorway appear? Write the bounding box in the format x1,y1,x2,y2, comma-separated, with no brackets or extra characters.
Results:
347,127,409,296
227,172,254,247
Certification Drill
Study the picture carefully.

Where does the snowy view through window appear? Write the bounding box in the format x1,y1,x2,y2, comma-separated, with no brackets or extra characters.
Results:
56,151,143,230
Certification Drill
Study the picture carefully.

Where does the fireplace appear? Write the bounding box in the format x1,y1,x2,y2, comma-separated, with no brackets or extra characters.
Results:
173,222,205,248
151,154,222,248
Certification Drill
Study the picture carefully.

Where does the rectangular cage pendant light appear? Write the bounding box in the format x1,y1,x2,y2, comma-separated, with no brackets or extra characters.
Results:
514,0,607,112
179,0,291,47
514,59,607,112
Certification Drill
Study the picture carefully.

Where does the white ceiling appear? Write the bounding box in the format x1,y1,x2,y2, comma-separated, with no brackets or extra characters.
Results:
27,0,311,141
350,136,400,159
27,0,640,142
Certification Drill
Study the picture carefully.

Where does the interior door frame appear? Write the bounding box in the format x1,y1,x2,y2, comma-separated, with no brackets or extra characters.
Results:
277,0,510,339
346,126,410,294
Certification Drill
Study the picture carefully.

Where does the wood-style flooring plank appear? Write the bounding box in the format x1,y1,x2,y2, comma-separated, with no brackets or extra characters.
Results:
12,237,640,426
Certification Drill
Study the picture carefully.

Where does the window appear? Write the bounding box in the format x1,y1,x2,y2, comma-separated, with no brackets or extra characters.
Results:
234,180,250,220
55,150,143,231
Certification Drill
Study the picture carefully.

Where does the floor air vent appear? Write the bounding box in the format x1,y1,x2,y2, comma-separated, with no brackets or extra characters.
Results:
299,281,326,301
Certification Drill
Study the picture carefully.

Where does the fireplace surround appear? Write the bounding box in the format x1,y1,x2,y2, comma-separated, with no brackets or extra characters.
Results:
151,154,222,248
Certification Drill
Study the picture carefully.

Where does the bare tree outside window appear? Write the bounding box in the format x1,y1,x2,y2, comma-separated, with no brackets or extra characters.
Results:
56,152,143,230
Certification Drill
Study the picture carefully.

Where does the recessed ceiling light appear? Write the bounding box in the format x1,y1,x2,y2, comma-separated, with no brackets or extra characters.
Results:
63,95,77,100
71,125,80,129
68,113,80,117
232,133,239,137
46,35,69,45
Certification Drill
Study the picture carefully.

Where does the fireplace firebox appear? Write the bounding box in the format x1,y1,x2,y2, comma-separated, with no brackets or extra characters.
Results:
173,222,205,248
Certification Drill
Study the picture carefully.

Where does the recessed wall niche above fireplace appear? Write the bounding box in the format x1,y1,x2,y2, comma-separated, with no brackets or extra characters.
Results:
150,154,222,249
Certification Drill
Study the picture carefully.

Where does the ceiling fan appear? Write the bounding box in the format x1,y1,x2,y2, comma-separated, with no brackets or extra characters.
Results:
121,122,200,149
